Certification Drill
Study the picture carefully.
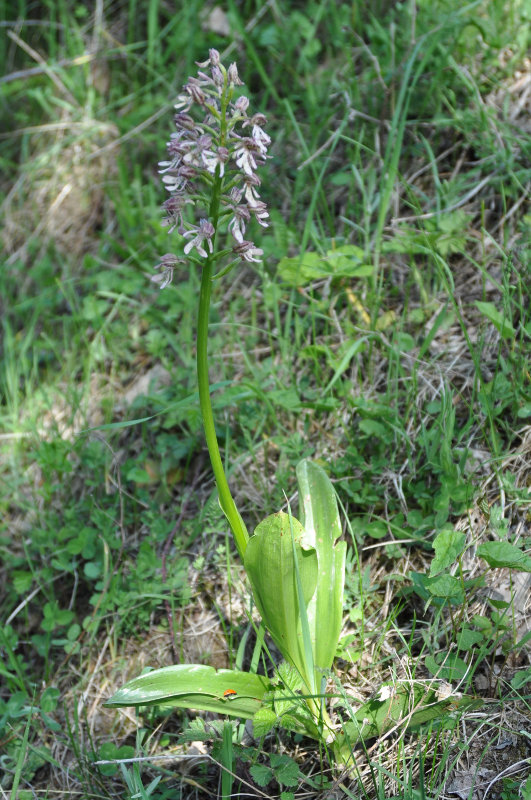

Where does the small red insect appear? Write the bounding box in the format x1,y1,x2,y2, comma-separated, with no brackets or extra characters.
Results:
223,689,237,699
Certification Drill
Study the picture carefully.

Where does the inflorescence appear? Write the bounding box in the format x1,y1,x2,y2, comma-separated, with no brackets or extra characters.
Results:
152,49,271,289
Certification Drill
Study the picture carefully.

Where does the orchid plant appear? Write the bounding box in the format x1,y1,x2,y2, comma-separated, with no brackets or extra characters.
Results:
106,51,471,762
106,48,345,746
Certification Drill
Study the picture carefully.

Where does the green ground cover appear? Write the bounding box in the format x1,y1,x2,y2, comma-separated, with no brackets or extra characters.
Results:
1,1,530,797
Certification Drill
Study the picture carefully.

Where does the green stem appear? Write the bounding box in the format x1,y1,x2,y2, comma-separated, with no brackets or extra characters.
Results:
197,260,249,560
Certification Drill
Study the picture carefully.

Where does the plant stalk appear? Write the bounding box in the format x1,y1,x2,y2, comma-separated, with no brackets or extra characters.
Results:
197,260,249,560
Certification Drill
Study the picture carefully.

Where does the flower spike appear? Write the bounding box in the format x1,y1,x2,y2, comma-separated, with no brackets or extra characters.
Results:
152,51,270,286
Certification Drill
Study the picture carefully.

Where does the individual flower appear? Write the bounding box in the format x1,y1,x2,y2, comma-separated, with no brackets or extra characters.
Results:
161,160,199,194
202,145,229,176
167,135,196,161
228,202,251,243
242,173,262,208
160,195,193,234
224,187,251,243
173,112,196,131
243,113,271,155
151,253,185,289
182,77,207,107
232,240,263,263
157,132,193,174
211,65,224,91
183,218,215,257
234,137,261,176
182,134,213,168
249,199,269,228
161,173,180,192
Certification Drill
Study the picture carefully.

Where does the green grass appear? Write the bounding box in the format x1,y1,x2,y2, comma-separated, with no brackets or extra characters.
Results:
1,0,530,797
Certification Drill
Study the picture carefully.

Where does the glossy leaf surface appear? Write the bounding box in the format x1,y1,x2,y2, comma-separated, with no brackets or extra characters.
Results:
296,460,346,672
244,512,318,684
105,664,270,719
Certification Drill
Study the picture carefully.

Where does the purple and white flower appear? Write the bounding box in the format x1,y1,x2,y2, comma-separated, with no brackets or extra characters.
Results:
232,96,250,118
151,253,184,289
202,146,229,177
249,199,269,228
228,204,251,243
243,113,271,155
232,240,263,263
227,63,243,87
234,137,261,176
183,218,215,257
160,195,193,234
242,173,262,208
153,50,270,286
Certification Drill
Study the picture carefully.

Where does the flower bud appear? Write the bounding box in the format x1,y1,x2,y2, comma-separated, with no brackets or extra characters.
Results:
234,95,250,114
227,63,243,86
212,65,224,89
174,112,196,131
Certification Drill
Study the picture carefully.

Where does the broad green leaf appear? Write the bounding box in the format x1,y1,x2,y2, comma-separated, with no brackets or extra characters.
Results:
474,301,516,339
477,542,531,571
425,574,463,599
40,687,60,713
430,530,466,576
517,403,531,418
269,753,300,787
456,628,484,649
425,654,468,681
277,246,368,286
510,668,531,690
288,509,317,696
250,672,319,739
270,687,318,738
382,213,469,257
359,419,389,439
365,520,388,539
324,245,371,278
277,660,305,692
104,664,270,719
244,512,318,685
296,460,346,675
249,763,273,787
277,251,324,286
97,743,136,776
268,387,302,411
252,707,278,738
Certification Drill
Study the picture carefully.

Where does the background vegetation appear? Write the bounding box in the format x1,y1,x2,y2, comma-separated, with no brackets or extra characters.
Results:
1,0,530,797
